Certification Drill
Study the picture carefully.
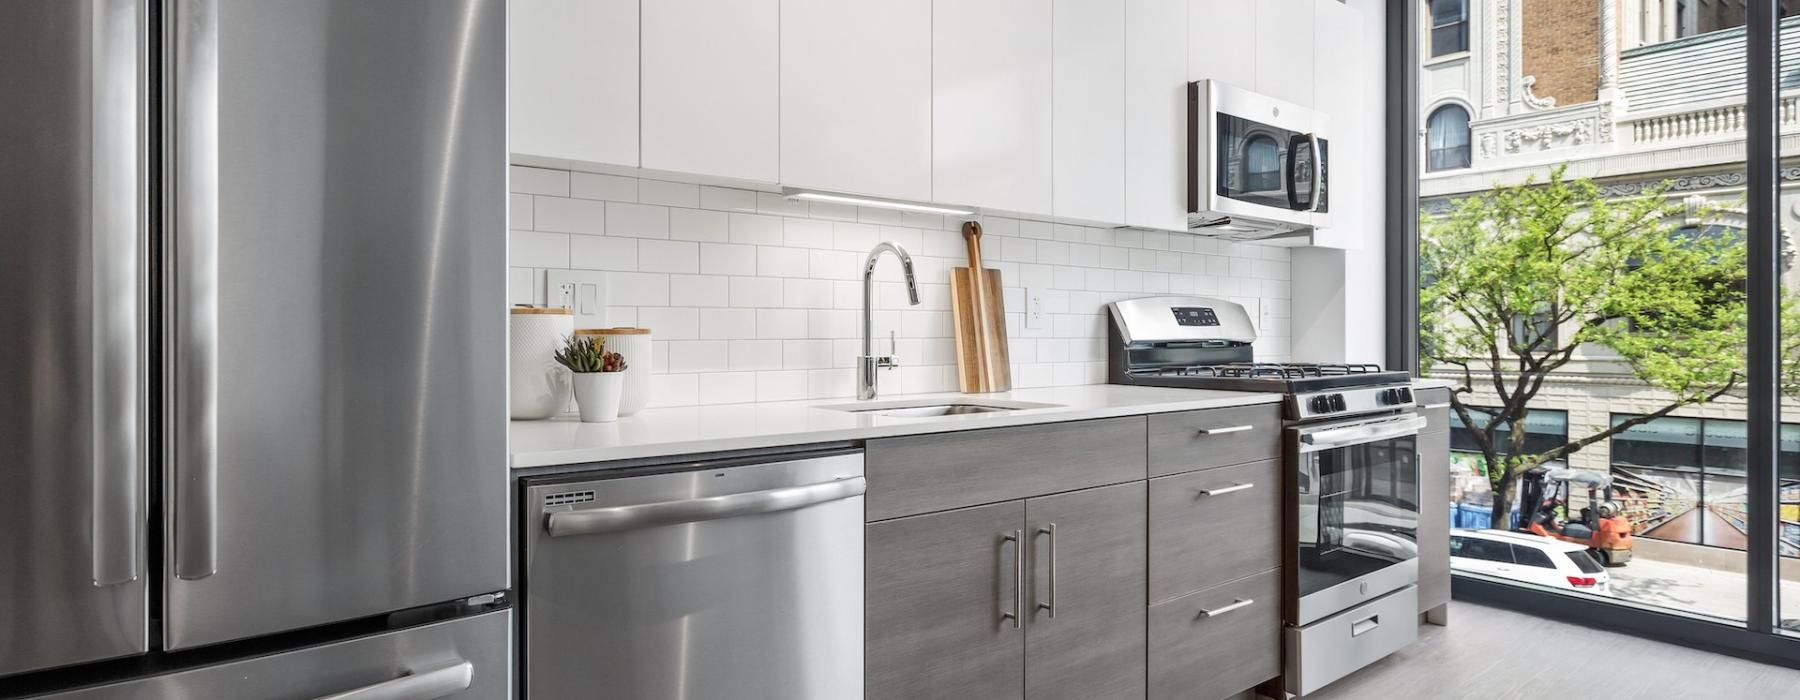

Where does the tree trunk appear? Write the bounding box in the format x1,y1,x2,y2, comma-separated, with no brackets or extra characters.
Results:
1489,473,1515,530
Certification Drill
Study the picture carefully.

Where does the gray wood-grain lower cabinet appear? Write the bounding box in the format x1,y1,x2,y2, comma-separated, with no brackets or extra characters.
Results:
866,501,1027,700
1417,427,1451,618
866,483,1148,700
1147,568,1280,700
1024,482,1147,700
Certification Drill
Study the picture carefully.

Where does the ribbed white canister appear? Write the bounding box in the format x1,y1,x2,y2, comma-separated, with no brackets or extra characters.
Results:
577,327,652,416
509,307,573,420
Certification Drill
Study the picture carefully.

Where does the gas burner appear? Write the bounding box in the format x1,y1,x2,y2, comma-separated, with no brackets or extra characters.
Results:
1136,362,1388,379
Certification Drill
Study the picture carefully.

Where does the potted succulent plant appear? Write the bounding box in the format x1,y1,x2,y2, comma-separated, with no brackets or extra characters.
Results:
553,335,629,422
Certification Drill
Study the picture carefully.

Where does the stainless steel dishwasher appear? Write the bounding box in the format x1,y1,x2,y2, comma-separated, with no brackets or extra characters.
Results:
522,449,866,699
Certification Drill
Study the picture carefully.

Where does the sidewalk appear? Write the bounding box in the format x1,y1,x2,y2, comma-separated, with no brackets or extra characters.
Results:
1606,553,1800,624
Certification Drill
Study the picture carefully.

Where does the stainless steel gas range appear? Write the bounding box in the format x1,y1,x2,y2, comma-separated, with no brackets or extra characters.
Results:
1107,296,1424,696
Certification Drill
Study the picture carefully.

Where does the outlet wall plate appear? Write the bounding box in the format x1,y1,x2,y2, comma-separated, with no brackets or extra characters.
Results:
545,269,609,329
1025,287,1047,330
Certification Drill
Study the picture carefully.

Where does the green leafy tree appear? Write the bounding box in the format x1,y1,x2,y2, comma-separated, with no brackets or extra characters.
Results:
1420,166,1758,526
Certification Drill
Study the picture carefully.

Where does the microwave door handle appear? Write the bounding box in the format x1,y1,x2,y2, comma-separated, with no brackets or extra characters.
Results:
1306,133,1323,212
1284,133,1303,210
171,0,220,581
1300,415,1429,453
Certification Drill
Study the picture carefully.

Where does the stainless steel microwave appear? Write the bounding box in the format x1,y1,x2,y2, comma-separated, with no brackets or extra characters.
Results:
1188,80,1330,241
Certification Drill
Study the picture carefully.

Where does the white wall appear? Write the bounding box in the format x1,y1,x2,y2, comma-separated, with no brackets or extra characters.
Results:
509,166,1294,406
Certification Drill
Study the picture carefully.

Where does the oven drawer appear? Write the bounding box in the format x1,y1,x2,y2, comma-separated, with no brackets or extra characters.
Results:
1149,459,1280,602
1147,403,1281,477
1286,585,1419,697
1416,387,1450,434
866,416,1146,521
1147,568,1280,700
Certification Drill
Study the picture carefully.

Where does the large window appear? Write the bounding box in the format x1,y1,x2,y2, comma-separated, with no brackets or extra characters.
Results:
1425,105,1470,172
1429,0,1468,56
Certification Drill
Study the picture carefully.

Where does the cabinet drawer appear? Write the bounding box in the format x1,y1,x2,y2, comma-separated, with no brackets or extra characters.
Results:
1416,387,1450,434
866,416,1147,521
1149,459,1280,602
1147,403,1281,477
1148,569,1280,700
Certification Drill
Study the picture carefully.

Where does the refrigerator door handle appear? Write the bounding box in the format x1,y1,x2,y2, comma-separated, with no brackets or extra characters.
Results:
91,0,144,588
170,0,220,581
309,660,474,700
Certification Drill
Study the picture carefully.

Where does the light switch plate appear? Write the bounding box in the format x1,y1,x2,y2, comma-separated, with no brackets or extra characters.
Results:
545,269,609,328
1024,287,1047,329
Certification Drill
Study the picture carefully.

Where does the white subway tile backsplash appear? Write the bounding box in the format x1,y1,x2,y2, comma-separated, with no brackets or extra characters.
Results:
570,172,636,202
509,167,1293,403
699,185,758,213
534,197,606,235
638,179,700,208
638,240,699,274
670,208,729,242
509,230,569,268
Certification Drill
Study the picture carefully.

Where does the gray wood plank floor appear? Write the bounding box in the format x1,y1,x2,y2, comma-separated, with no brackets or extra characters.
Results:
1308,601,1800,699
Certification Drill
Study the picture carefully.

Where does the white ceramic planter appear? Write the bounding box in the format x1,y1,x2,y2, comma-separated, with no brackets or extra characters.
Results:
571,372,625,423
578,327,652,416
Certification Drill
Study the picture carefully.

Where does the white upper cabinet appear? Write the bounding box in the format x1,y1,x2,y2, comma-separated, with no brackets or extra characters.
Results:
1124,0,1189,231
1052,0,1126,223
1253,0,1315,108
932,0,1054,214
509,0,638,166
781,0,932,202
1188,0,1255,90
641,0,780,183
1309,0,1365,248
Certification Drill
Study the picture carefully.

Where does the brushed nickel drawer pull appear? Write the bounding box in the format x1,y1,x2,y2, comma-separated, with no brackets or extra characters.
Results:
1197,598,1254,618
1196,424,1254,436
1198,482,1254,497
1001,530,1023,628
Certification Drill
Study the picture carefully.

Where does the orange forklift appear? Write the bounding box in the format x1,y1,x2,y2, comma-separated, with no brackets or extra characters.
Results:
1518,467,1635,567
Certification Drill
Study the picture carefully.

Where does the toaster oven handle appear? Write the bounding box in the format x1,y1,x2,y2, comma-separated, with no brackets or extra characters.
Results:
1299,415,1429,453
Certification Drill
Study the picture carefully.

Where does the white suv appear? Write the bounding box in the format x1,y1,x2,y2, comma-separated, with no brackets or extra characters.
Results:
1449,529,1611,594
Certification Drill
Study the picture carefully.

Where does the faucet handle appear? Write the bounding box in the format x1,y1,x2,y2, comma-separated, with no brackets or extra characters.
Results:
876,331,900,369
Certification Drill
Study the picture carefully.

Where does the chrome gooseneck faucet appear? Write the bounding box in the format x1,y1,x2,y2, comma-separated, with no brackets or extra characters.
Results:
859,241,920,400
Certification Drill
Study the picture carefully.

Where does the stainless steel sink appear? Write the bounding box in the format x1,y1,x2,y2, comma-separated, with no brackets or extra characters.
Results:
819,398,1060,418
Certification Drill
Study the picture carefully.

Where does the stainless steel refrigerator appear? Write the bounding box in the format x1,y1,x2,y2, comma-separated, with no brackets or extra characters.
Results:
0,0,511,696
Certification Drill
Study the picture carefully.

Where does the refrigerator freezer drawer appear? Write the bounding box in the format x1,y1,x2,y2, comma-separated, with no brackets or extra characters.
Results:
42,610,512,699
1285,585,1418,697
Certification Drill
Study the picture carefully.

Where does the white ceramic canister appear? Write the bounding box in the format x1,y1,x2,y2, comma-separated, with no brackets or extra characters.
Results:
576,327,652,416
509,307,574,420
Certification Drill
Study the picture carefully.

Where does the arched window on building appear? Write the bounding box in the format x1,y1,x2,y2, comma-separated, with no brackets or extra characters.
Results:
1426,105,1471,172
1242,134,1281,193
1429,0,1468,56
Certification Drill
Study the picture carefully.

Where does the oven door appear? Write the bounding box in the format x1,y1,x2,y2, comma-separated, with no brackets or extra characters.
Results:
1291,413,1426,626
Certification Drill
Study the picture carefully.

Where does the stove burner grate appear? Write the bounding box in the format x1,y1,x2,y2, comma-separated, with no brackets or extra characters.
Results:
1128,362,1385,380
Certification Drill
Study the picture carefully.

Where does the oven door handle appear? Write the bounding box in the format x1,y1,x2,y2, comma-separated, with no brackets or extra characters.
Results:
1299,415,1428,453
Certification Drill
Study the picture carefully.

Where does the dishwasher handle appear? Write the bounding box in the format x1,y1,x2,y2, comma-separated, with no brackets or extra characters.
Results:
545,476,867,537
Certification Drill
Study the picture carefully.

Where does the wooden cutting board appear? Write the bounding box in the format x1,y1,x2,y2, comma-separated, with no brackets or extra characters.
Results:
950,221,1011,392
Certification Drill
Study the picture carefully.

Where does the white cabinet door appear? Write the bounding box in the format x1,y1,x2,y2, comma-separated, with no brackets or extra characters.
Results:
642,0,780,182
781,0,932,201
933,0,1053,215
1124,0,1189,231
1253,0,1315,108
1053,0,1125,223
1187,0,1254,90
1308,0,1365,248
509,0,637,166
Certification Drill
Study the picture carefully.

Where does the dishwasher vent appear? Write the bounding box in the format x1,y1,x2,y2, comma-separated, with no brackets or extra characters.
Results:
543,490,596,508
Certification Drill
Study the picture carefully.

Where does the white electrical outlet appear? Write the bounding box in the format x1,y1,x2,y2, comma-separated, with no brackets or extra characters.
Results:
544,269,609,328
1025,287,1047,329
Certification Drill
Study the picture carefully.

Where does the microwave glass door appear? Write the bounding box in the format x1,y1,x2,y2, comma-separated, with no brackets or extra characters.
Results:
1296,432,1420,599
1216,113,1305,211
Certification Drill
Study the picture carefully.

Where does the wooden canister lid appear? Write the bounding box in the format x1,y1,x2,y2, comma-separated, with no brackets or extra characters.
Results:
576,326,651,335
510,306,572,315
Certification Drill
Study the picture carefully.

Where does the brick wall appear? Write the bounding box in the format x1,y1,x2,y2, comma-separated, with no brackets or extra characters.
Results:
1522,0,1601,105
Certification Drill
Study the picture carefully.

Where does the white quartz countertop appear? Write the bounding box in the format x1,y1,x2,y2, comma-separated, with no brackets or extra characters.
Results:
509,384,1283,469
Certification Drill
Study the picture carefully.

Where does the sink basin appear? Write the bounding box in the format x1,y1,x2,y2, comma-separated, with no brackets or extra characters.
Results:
819,398,1061,418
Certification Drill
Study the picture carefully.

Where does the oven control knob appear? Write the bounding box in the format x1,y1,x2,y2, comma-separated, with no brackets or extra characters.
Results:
1329,394,1347,412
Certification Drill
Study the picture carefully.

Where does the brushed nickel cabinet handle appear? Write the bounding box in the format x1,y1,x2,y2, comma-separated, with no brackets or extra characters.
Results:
1001,530,1023,628
1037,523,1057,619
1197,598,1254,618
1196,424,1254,436
1198,482,1255,497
